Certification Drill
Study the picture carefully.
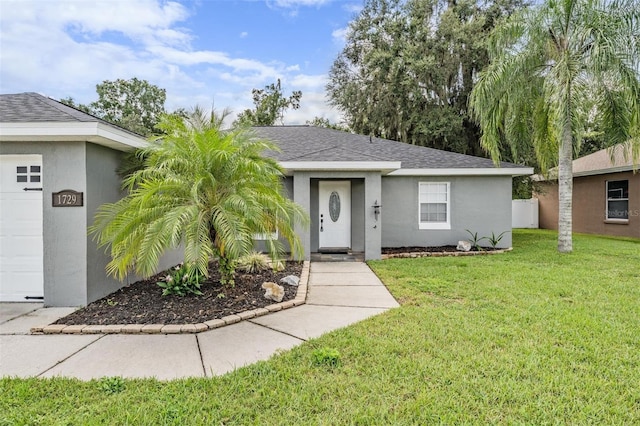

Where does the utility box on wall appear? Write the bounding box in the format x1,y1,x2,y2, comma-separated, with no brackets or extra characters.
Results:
512,198,539,228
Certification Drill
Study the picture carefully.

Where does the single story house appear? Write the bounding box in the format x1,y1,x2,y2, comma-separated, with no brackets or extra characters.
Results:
1,92,532,307
535,145,639,238
252,126,532,260
0,92,181,306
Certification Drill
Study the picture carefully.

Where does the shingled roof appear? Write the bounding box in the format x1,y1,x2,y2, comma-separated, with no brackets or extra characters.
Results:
2,92,108,124
0,92,146,150
572,144,637,176
252,125,529,172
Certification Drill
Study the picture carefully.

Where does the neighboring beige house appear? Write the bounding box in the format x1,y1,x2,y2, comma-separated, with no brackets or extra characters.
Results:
536,145,639,239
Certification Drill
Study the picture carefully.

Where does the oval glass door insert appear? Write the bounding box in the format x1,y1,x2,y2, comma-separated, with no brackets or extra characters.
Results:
329,191,341,222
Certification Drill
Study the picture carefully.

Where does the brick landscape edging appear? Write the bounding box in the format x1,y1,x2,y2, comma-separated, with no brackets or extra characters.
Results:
381,247,513,259
32,261,310,335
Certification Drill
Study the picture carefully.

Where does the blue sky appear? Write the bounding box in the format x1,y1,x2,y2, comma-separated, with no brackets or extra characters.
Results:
0,0,363,124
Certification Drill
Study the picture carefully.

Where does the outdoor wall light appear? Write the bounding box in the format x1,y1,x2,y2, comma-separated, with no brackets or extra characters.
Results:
372,200,381,221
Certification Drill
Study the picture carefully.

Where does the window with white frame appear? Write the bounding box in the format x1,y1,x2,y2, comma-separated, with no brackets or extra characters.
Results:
419,182,450,229
606,180,629,220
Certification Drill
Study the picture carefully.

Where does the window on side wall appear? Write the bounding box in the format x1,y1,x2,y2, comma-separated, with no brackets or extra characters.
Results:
606,180,629,220
419,182,450,230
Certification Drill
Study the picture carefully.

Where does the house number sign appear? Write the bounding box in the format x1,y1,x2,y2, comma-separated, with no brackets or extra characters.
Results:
52,190,83,207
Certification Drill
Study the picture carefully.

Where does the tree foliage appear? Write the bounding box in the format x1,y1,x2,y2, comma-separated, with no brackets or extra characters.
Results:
234,79,302,126
305,116,350,132
327,0,525,156
470,0,640,252
90,108,309,285
91,78,166,136
61,78,166,136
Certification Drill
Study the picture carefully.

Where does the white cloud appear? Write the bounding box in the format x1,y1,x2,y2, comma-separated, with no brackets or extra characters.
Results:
285,90,342,125
331,27,349,44
289,73,327,89
240,31,249,38
0,0,341,124
268,0,331,8
342,3,363,14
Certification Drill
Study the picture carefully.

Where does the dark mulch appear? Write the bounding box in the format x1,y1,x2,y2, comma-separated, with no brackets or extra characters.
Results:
382,246,498,254
383,246,459,254
54,262,303,326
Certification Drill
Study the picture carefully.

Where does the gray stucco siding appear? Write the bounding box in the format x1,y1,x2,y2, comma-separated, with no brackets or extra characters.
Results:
2,141,88,306
85,143,129,304
85,144,183,304
381,176,513,248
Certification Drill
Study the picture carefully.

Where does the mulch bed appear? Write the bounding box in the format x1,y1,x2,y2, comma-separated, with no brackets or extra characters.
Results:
382,246,497,254
54,261,302,326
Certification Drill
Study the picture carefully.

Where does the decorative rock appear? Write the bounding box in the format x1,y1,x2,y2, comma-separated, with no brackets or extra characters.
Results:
280,275,300,286
262,281,285,302
456,240,472,252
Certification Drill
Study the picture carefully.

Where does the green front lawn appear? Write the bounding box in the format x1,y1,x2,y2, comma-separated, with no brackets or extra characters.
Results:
2,230,639,425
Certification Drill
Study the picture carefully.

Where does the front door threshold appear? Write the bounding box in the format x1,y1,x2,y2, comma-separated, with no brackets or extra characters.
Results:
318,247,350,254
311,251,365,262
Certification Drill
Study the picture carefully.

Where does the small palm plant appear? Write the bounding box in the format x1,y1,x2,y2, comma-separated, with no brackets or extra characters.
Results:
90,107,308,286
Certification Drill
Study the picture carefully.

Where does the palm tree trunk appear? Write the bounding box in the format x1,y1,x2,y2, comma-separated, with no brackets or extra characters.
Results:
557,114,573,253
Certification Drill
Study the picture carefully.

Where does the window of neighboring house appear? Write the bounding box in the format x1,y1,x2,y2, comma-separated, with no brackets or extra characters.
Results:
606,180,629,220
419,182,450,230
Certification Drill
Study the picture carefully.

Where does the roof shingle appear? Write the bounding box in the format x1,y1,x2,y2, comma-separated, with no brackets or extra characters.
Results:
252,125,526,170
0,92,142,137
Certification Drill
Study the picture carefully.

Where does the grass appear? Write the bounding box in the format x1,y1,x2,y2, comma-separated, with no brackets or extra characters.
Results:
2,230,639,424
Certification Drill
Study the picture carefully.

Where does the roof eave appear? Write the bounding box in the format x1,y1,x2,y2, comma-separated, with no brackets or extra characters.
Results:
0,122,147,151
533,165,636,181
279,161,402,175
388,167,534,176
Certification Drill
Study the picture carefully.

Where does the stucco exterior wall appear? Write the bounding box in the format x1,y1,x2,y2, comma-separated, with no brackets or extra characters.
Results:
2,141,88,306
381,176,513,248
85,144,184,304
536,172,640,238
85,144,132,304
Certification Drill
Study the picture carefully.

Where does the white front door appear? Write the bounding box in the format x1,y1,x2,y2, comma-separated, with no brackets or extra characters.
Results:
0,155,44,301
318,181,351,250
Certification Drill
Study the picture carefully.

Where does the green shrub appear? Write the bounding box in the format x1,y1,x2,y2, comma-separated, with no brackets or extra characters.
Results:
156,263,204,296
465,229,487,251
237,251,270,273
270,259,285,272
486,230,510,249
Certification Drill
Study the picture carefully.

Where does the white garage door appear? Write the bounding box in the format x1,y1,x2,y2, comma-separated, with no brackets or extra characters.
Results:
0,155,44,301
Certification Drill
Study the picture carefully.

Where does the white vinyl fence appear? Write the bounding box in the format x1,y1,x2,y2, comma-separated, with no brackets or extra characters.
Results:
512,199,539,228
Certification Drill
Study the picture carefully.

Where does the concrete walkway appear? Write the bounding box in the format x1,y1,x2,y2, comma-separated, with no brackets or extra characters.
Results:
0,262,398,380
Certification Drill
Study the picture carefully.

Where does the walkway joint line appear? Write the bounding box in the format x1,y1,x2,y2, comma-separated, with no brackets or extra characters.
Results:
195,334,206,377
247,320,308,342
36,334,106,378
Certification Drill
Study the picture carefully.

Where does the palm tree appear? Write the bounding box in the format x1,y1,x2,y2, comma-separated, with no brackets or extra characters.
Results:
470,0,639,252
90,107,309,285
